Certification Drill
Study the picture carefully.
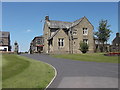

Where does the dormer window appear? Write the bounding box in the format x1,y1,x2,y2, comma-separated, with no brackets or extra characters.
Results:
83,28,88,35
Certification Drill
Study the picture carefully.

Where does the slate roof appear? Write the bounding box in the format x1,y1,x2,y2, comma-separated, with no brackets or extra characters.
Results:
0,31,10,38
71,18,83,27
32,35,43,41
112,35,120,44
47,17,84,29
48,30,60,40
35,35,43,38
46,17,85,40
47,20,72,29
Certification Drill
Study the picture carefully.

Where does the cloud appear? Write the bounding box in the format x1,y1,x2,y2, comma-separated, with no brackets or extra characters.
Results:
26,29,32,32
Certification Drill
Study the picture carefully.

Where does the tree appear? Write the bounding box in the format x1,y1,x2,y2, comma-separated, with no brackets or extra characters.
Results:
14,41,19,54
79,42,89,53
95,19,112,52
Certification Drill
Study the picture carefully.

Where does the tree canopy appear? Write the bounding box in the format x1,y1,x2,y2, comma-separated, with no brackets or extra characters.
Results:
95,20,112,44
95,19,112,52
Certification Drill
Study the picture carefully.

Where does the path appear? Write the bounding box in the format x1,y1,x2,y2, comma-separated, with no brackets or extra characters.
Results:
21,54,118,88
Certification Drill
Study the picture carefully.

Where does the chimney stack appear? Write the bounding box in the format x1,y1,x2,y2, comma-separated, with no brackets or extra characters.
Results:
45,16,49,21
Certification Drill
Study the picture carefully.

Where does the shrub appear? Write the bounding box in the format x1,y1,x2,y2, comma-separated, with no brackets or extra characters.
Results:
79,42,89,53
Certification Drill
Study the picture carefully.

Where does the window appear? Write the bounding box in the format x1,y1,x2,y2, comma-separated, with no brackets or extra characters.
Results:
4,48,7,51
95,40,98,44
37,41,41,44
83,28,88,35
36,39,41,44
49,40,53,46
73,30,77,35
37,39,40,41
83,39,88,44
0,40,3,44
73,38,77,46
73,32,77,35
58,38,64,47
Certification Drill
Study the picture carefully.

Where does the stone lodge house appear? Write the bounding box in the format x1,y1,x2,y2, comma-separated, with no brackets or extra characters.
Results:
43,16,94,54
0,31,11,52
30,36,44,53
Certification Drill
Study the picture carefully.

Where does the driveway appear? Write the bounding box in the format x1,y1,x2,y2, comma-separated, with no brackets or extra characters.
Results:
21,54,118,88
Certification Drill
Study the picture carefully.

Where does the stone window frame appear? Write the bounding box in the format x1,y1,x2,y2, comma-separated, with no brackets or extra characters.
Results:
83,28,88,35
58,38,64,48
73,38,78,46
83,39,88,44
73,29,77,35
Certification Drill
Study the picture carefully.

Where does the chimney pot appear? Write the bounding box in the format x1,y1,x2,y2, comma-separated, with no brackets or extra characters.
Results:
45,16,49,21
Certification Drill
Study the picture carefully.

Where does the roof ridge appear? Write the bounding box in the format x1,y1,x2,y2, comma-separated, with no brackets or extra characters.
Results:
73,17,83,23
47,17,85,29
71,17,84,27
50,20,72,23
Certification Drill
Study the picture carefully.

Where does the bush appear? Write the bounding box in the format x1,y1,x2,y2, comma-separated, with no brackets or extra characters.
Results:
79,42,89,53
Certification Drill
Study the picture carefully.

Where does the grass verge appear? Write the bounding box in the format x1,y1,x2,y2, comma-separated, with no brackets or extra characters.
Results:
2,54,55,89
53,53,119,63
0,54,2,89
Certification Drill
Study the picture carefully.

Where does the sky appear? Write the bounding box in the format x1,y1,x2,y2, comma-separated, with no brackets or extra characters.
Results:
2,2,118,52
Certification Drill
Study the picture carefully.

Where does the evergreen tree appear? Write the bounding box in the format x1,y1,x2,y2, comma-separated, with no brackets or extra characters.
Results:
95,20,112,52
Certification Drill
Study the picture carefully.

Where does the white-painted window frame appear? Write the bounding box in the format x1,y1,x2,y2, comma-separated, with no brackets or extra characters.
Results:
83,39,88,44
73,29,77,35
58,38,64,48
83,28,88,35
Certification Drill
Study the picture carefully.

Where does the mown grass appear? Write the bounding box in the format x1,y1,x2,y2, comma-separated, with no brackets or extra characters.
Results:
53,53,119,63
0,54,2,89
2,54,55,89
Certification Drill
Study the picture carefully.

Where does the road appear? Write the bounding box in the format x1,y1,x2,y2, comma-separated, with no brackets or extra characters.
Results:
21,54,118,88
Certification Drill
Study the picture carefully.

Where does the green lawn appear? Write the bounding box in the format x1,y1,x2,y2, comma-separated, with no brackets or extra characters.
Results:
0,54,2,89
2,54,55,89
53,53,119,63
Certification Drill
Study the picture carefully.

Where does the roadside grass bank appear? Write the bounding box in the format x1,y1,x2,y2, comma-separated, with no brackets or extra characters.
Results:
0,54,2,89
2,54,55,89
52,53,119,63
